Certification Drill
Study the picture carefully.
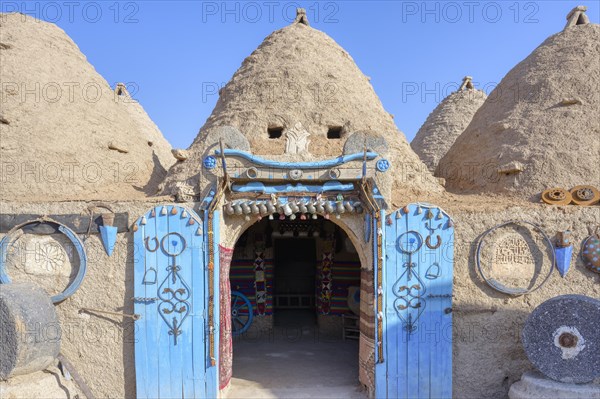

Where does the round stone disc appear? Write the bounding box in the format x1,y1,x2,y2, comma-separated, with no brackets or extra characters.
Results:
522,295,600,384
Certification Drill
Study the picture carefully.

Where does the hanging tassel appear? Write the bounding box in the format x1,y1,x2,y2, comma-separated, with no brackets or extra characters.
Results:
436,209,443,220
386,215,393,225
182,210,189,218
171,207,178,215
196,226,203,235
416,205,422,215
188,218,195,225
151,208,156,217
426,209,434,219
403,205,410,214
395,210,402,219
160,206,167,216
140,216,147,225
132,223,139,232
448,219,454,228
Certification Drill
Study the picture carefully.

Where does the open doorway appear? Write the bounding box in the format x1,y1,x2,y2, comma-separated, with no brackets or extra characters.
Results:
273,238,316,327
225,217,365,398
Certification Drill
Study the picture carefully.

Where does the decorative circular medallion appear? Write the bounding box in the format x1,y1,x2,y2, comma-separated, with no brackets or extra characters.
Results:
476,220,554,295
246,167,258,179
328,168,341,179
0,219,87,304
376,159,390,172
542,188,572,206
289,169,303,180
570,185,599,206
203,156,217,170
160,232,187,256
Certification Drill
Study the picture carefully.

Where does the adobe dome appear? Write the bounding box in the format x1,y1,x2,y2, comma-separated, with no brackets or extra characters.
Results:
0,13,174,201
438,21,600,199
411,77,487,172
164,12,442,198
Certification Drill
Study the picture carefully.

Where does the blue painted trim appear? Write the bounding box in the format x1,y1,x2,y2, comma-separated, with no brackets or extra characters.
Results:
214,149,378,169
0,220,87,304
231,181,355,194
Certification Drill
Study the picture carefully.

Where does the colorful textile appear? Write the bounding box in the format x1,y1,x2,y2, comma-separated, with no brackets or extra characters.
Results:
318,239,335,314
329,261,361,314
253,242,268,315
230,258,274,315
219,246,234,390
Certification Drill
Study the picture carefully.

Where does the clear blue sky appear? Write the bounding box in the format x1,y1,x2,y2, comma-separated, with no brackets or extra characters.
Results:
7,1,599,149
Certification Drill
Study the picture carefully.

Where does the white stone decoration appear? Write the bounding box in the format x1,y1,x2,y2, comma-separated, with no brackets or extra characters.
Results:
284,122,311,155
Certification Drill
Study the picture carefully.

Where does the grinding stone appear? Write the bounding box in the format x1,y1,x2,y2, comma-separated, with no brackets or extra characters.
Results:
522,295,600,384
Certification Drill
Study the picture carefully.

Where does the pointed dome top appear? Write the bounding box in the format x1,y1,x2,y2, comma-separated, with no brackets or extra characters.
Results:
411,77,487,173
193,16,400,156
0,13,174,201
164,14,442,197
438,23,600,199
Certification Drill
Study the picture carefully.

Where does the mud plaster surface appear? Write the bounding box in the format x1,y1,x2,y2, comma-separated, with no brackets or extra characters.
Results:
0,198,598,398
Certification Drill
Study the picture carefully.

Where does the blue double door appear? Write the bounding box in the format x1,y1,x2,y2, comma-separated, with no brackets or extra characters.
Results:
133,205,220,398
375,204,454,398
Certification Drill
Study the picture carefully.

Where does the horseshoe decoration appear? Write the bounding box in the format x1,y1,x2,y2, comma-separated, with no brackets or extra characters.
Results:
144,236,159,252
425,235,441,249
425,222,443,250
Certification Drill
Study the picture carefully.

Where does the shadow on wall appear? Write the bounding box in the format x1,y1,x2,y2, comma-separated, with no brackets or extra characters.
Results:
135,152,168,196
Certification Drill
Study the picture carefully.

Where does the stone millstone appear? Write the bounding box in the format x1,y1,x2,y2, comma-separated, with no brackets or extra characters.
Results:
522,295,600,384
0,283,61,380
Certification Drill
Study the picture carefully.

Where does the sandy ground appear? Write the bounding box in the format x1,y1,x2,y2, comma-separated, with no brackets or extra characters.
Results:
225,311,366,399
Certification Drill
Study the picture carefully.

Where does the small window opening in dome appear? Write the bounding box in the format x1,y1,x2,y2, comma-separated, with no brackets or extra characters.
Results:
268,127,283,139
327,126,343,139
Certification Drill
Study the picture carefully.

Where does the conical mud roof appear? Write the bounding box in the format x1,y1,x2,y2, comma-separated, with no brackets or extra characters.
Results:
164,12,442,198
0,13,174,201
411,77,487,173
438,20,600,199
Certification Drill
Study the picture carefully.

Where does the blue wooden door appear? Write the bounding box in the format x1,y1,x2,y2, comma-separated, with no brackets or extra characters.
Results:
133,205,220,398
375,203,454,398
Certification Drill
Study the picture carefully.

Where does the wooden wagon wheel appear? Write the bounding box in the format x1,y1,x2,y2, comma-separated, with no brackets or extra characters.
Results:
231,291,253,336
